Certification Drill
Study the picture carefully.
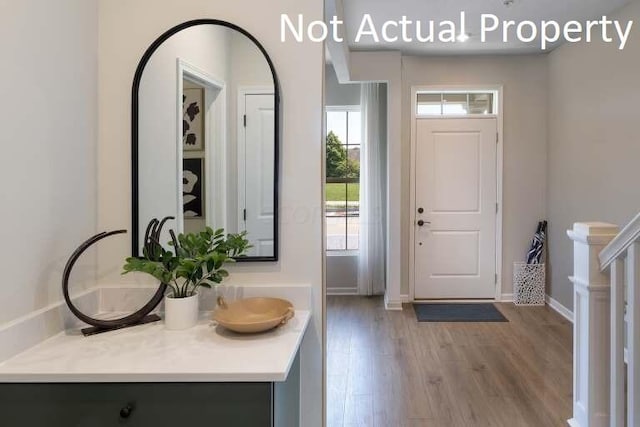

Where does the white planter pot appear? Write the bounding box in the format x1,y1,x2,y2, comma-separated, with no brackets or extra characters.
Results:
164,293,199,330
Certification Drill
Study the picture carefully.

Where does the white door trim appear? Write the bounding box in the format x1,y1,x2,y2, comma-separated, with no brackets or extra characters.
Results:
409,85,504,302
177,58,227,233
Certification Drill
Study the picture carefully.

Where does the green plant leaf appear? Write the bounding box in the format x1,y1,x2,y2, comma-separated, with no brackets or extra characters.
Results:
123,220,250,293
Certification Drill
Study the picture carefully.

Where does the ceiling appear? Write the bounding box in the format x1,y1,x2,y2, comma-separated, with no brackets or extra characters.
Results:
342,0,631,55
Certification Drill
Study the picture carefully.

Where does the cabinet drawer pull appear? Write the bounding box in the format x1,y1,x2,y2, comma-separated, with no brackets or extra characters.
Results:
119,403,135,419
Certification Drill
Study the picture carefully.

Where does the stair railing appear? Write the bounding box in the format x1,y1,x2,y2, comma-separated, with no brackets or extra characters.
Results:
568,213,640,427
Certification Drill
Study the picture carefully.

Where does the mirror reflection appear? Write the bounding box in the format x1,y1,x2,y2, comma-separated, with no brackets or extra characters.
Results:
134,22,278,260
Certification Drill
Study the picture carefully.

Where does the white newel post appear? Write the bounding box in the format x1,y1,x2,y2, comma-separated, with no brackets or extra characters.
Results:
567,222,619,427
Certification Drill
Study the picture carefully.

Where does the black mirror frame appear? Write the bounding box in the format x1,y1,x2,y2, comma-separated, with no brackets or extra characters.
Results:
131,19,280,262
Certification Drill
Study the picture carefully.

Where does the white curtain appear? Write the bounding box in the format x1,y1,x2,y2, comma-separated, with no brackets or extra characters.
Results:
358,83,386,296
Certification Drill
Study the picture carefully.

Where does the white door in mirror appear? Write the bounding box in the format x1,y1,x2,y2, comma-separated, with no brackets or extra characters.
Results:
164,293,199,330
240,92,275,257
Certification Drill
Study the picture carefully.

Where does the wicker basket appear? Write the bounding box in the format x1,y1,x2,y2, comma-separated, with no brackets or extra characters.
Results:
513,262,546,306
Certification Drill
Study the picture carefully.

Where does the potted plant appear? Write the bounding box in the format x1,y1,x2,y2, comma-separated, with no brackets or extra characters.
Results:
123,218,251,330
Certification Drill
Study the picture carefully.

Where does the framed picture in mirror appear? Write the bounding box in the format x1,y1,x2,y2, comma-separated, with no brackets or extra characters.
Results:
183,157,204,218
183,86,204,151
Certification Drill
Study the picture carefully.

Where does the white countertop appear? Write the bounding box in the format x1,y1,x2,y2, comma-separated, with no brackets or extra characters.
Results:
0,310,310,383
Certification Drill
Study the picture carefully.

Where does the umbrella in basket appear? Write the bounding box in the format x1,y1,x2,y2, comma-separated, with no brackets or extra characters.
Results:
526,220,547,264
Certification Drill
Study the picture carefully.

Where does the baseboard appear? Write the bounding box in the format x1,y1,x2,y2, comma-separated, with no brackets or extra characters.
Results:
545,295,574,323
384,293,403,311
401,294,410,303
411,294,511,303
326,287,358,296
414,299,495,303
500,293,513,302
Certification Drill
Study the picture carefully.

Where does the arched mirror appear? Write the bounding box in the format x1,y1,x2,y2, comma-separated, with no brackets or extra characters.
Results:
132,20,279,261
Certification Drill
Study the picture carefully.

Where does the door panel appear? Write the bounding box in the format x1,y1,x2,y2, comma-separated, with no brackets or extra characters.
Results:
432,133,480,212
429,231,480,276
414,118,497,299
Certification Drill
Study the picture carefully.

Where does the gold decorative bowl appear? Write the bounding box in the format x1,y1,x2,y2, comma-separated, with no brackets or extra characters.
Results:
213,297,295,333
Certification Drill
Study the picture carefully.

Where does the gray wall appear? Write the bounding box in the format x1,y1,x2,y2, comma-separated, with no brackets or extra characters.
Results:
401,55,549,298
546,0,640,310
326,255,359,293
325,64,360,106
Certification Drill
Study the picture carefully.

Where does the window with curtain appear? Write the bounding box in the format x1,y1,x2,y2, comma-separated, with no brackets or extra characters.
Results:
325,107,361,252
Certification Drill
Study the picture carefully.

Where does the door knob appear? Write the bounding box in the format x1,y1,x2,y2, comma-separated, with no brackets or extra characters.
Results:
417,220,431,227
418,207,424,214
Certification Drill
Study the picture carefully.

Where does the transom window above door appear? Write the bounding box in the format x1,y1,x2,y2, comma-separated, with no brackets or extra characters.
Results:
416,91,497,116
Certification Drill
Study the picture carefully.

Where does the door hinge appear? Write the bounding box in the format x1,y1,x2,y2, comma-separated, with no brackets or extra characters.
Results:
495,274,498,284
243,209,247,221
243,114,247,127
496,132,499,144
496,202,499,213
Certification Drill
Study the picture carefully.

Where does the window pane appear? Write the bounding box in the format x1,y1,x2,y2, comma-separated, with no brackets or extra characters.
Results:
468,93,493,114
417,93,442,115
326,181,347,200
346,215,359,250
347,111,361,145
326,181,347,251
326,111,347,143
326,215,347,251
346,182,359,250
442,93,468,115
326,127,348,179
325,107,362,252
347,181,359,210
417,92,496,116
346,144,360,179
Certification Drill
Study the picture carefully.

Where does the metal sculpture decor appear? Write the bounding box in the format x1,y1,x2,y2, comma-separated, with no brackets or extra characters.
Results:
62,218,173,336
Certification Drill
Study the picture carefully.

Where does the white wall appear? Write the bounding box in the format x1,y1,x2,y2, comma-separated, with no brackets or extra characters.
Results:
547,0,640,310
97,1,324,426
401,55,549,298
0,0,98,325
138,25,231,246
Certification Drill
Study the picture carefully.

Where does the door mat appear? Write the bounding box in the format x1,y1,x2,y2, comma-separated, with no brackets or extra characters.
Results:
413,303,508,322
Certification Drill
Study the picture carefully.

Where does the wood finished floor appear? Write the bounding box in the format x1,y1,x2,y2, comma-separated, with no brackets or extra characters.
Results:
327,296,573,427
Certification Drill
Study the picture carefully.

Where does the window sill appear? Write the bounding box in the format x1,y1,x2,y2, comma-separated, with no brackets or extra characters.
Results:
326,250,359,257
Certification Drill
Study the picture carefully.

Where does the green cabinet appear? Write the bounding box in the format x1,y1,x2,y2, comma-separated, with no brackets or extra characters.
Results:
0,356,300,427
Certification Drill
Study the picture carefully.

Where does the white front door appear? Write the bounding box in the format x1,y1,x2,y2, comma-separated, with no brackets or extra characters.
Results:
414,118,497,299
241,93,275,256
